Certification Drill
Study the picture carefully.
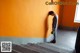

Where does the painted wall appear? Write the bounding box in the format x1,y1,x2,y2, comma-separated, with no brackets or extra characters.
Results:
59,0,80,28
0,0,59,38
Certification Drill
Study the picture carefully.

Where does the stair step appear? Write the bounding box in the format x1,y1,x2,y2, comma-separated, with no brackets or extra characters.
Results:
0,46,18,53
22,43,59,53
37,43,72,53
13,44,39,53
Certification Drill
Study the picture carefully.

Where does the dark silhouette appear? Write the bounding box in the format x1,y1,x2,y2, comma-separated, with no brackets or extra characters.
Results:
75,27,80,53
44,11,57,43
48,11,57,43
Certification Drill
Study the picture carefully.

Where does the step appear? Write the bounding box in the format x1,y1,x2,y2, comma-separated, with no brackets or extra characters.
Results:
21,43,59,53
0,46,19,53
37,43,73,53
12,44,39,53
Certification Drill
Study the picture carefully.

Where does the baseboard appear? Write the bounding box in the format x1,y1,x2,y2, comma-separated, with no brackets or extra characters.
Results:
0,37,45,45
58,25,78,31
0,35,54,45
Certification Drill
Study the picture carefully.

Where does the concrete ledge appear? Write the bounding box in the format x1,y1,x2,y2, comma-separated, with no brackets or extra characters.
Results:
58,25,78,31
0,37,44,45
0,35,54,45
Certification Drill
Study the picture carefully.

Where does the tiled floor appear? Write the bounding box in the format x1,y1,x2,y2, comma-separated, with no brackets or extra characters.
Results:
36,30,77,53
55,30,77,51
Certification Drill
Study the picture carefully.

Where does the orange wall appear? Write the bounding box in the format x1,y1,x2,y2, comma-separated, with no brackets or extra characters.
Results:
0,0,60,38
59,0,80,28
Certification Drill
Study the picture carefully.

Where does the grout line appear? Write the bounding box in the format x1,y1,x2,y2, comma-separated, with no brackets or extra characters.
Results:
13,49,22,53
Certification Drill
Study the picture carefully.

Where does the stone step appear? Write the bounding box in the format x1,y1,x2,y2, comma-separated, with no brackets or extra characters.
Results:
22,43,59,53
12,44,39,53
0,46,18,53
37,43,73,53
0,50,18,53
